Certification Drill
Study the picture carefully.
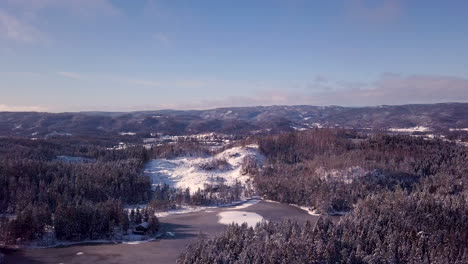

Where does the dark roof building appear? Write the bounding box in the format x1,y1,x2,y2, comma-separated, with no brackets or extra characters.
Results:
133,222,150,235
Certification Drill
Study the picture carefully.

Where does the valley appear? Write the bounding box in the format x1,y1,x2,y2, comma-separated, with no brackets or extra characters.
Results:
1,105,467,263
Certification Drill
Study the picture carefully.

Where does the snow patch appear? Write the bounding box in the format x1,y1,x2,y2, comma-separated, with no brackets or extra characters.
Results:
119,132,136,136
123,238,156,245
45,131,72,139
263,199,280,204
388,126,430,133
291,126,307,131
289,204,321,216
449,128,468,132
108,142,128,150
227,198,261,209
217,211,265,227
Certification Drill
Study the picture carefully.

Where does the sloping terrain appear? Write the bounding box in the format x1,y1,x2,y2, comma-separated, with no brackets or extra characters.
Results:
144,145,264,192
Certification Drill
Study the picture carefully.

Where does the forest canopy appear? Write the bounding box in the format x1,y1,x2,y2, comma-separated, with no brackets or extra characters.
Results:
179,129,468,264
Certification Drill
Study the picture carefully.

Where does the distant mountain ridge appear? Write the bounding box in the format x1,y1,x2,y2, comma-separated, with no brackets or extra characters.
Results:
1,103,467,137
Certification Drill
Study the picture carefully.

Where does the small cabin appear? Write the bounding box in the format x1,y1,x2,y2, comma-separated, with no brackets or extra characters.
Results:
133,222,150,235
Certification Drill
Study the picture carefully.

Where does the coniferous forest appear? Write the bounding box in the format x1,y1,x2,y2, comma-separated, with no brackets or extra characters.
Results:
1,129,467,263
0,137,152,243
178,130,468,264
0,137,251,245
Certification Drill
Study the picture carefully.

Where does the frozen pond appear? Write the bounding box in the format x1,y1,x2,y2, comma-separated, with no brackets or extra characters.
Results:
4,200,340,264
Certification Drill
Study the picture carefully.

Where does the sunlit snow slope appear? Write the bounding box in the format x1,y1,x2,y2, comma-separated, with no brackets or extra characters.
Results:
144,145,264,192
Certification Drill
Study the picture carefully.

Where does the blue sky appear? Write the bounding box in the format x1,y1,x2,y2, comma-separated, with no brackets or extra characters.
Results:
0,0,467,112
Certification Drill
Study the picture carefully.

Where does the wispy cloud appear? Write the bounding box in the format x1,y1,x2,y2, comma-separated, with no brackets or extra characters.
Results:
5,0,120,17
18,71,468,111
57,71,88,80
0,104,47,112
157,74,468,110
0,0,120,43
154,32,170,45
0,9,46,42
53,71,266,90
343,74,468,105
347,0,404,24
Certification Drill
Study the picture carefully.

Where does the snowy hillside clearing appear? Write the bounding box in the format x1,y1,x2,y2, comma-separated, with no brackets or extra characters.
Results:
144,144,265,192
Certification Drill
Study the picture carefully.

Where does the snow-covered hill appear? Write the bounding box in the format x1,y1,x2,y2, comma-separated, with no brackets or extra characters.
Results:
144,144,265,192
2,103,467,137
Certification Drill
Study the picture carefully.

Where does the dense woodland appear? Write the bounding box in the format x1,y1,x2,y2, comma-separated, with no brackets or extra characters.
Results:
149,181,252,212
2,129,468,263
0,137,153,244
0,137,251,245
254,130,467,214
179,129,468,263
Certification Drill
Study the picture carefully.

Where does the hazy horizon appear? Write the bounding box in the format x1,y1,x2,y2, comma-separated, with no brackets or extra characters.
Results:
0,101,467,114
1,0,468,112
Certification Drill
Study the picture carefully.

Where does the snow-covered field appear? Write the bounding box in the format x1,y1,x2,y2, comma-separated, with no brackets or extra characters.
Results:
144,144,265,192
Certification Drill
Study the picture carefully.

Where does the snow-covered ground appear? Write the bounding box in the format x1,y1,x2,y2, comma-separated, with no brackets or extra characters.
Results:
144,144,265,192
388,126,430,133
16,232,157,249
309,122,323,128
144,132,234,147
155,198,261,218
288,204,321,216
263,200,321,216
449,128,468,132
315,166,369,184
119,132,137,136
291,126,308,131
107,142,128,150
217,211,265,227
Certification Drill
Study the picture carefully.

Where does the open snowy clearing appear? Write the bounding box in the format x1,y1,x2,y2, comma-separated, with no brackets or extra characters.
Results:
144,144,264,192
217,211,265,227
